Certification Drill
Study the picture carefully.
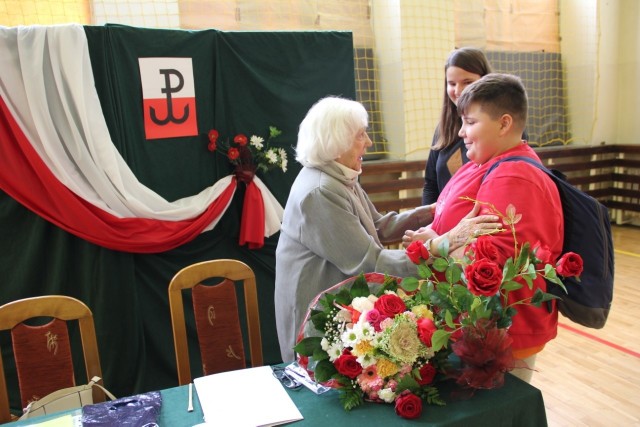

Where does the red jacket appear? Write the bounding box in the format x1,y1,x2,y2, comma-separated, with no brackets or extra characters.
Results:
431,143,563,351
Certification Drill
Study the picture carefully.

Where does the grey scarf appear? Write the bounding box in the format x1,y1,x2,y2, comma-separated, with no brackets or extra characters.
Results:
306,160,383,248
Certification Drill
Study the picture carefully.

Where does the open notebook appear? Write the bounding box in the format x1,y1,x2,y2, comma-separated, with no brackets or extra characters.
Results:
193,366,303,427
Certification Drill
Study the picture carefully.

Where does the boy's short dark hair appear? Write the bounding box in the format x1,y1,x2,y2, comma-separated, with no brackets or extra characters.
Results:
457,73,528,130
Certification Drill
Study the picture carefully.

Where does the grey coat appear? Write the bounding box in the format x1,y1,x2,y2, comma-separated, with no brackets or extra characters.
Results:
274,163,432,362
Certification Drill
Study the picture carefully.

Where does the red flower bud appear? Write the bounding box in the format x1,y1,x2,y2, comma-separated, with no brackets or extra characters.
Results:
469,236,504,266
532,241,553,267
556,252,583,277
234,134,248,146
208,129,219,143
228,147,240,161
416,363,436,386
405,240,429,264
417,317,437,347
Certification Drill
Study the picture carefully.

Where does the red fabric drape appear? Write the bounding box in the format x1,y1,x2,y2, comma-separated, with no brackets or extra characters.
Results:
238,180,266,249
0,95,236,253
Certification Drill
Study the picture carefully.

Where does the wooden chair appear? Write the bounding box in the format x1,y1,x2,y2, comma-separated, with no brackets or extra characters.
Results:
0,295,106,423
168,259,263,385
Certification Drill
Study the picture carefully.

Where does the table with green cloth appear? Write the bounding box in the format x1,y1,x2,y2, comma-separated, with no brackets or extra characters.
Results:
9,372,546,427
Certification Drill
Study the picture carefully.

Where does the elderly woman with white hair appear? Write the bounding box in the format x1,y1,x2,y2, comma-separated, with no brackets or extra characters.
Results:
274,96,500,362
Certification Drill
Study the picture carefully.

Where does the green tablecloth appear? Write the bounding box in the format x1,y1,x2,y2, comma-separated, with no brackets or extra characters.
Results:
8,373,546,427
163,372,547,426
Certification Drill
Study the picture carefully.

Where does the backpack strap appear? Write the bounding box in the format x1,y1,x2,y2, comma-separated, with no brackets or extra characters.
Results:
481,155,560,315
482,155,567,183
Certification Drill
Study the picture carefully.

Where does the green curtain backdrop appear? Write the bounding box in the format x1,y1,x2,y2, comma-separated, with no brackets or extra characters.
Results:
0,23,355,408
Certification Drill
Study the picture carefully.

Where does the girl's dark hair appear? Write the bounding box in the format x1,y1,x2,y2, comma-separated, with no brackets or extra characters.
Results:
434,47,492,150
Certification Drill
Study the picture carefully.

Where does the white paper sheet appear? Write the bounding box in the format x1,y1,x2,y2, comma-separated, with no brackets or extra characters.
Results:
193,366,303,427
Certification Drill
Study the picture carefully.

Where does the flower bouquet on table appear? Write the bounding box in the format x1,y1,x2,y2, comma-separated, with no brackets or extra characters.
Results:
294,201,583,420
207,125,288,182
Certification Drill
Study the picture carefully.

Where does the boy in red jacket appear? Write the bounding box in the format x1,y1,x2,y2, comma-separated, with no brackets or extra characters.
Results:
405,73,563,382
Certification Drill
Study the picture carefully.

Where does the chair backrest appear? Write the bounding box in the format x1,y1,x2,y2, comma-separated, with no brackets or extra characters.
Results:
168,259,263,385
0,295,105,422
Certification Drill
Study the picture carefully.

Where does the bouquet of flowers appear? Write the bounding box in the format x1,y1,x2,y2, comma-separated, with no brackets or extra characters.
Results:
294,202,583,420
207,126,288,180
204,125,287,249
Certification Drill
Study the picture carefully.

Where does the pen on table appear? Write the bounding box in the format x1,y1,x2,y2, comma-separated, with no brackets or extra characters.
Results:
187,382,194,412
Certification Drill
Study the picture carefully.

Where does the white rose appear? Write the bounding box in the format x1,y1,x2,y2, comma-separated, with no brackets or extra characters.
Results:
379,388,396,403
351,296,374,313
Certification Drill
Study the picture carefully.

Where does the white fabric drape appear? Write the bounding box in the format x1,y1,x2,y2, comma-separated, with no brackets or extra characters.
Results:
0,24,283,235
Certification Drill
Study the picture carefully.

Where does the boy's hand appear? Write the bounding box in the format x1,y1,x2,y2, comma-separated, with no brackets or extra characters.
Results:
402,226,437,248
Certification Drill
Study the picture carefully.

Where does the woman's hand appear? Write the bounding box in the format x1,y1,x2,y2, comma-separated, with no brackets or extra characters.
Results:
402,204,501,253
443,203,502,251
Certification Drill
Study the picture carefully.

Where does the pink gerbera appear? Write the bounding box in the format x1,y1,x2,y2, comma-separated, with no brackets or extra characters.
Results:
357,365,383,392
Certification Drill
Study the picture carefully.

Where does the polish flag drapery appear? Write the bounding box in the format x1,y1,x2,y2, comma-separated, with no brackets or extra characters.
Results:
0,24,283,253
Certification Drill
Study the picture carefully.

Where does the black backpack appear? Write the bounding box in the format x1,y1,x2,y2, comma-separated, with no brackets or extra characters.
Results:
483,156,614,328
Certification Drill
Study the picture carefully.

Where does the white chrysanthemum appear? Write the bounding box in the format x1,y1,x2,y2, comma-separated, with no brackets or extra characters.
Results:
278,147,287,160
371,334,385,347
341,323,364,347
250,135,264,150
358,321,376,340
378,388,396,403
341,329,358,347
357,352,377,368
321,337,330,351
351,296,374,314
265,149,278,164
327,343,343,362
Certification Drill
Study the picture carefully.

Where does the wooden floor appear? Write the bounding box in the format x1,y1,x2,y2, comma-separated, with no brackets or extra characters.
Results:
530,224,640,427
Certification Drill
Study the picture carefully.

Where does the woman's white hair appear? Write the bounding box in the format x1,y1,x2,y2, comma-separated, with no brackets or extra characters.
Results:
295,96,368,167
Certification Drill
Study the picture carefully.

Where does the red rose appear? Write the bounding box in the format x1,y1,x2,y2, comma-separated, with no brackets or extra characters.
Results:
374,294,406,318
207,141,217,152
532,241,553,266
405,240,429,264
556,252,583,277
394,391,422,419
334,353,362,379
465,259,503,297
234,134,248,146
469,236,503,266
416,363,436,386
416,317,437,347
227,147,240,160
208,129,219,143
